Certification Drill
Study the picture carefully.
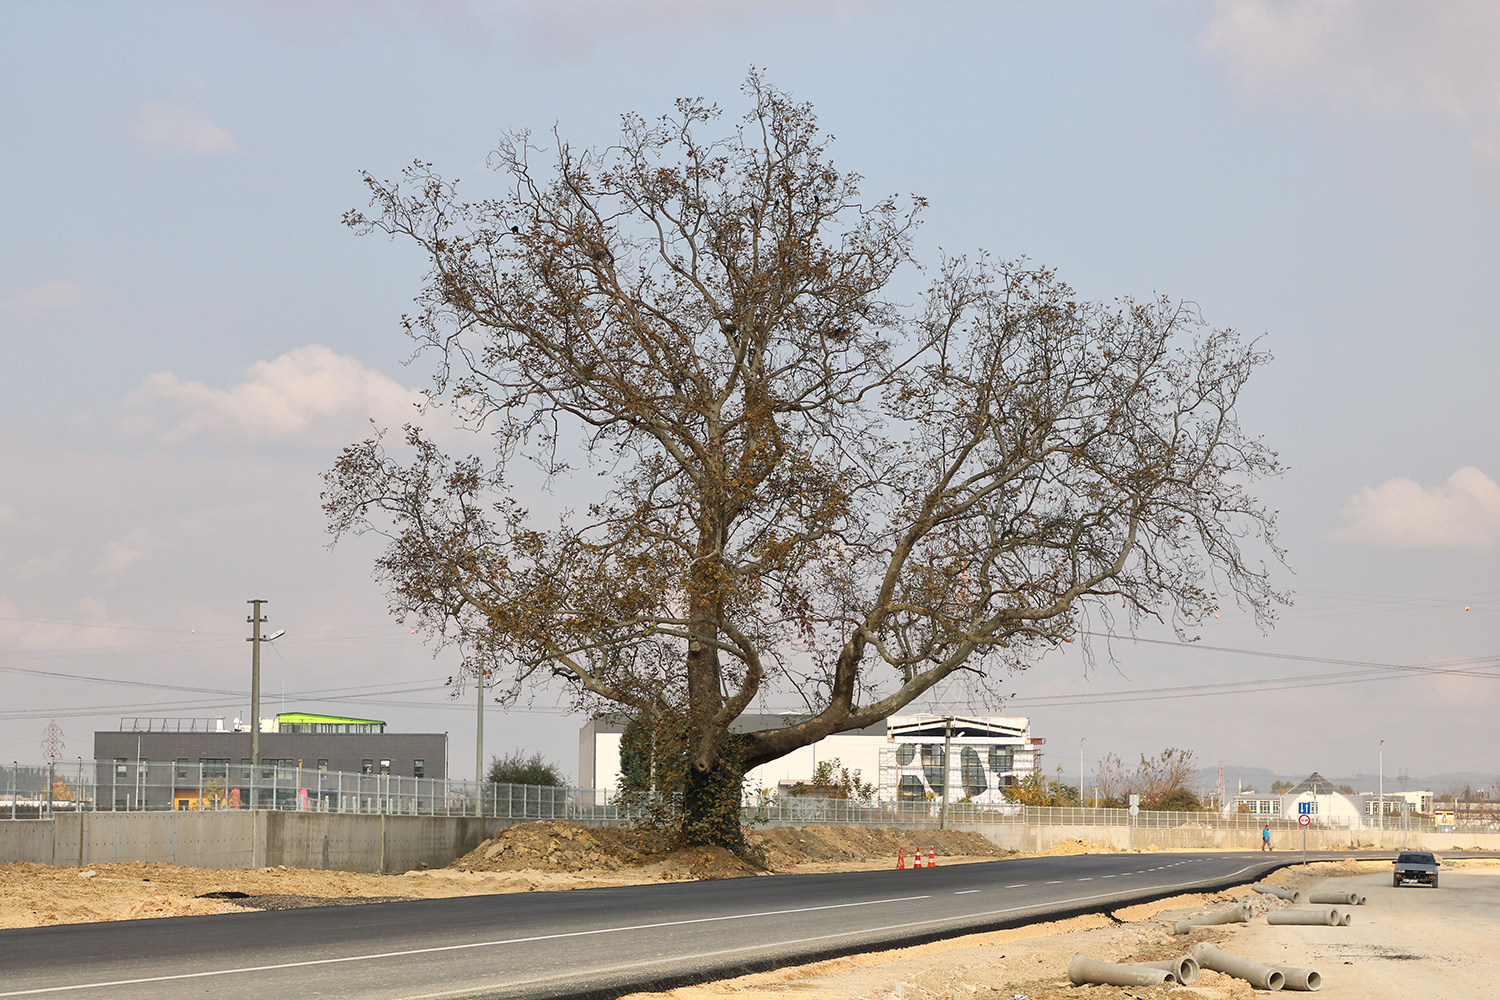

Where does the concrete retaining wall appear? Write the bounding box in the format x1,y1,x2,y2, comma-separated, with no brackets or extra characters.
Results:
958,823,1500,854
4,814,1497,872
0,812,525,873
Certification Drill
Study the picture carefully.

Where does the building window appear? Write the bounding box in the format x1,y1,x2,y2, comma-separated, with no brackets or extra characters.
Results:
317,759,329,771
114,758,127,779
960,747,986,797
897,775,926,801
200,758,229,777
413,759,425,779
379,759,391,776
362,759,373,775
988,747,1014,773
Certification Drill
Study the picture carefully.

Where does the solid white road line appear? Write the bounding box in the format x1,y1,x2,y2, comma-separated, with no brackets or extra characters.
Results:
0,893,935,998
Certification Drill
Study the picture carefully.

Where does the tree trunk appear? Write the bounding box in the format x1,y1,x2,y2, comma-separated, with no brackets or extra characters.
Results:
680,739,747,855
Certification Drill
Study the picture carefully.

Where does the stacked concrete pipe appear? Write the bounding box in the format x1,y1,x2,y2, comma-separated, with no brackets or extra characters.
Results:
1252,882,1301,903
1171,902,1252,935
1191,942,1285,991
1133,956,1200,984
1266,908,1343,926
1272,965,1323,991
1308,890,1364,905
1066,955,1171,987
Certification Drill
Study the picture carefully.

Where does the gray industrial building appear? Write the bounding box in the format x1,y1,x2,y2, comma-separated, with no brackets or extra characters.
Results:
93,713,447,810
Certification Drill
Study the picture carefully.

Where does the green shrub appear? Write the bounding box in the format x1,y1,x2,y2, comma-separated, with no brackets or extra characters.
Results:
486,750,564,786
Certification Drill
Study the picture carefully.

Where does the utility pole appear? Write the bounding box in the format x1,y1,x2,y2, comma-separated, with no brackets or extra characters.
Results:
1378,739,1385,839
1079,737,1085,809
247,600,268,808
476,666,486,788
938,717,953,830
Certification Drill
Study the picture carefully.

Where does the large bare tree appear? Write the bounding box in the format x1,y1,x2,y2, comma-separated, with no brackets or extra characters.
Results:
324,75,1284,850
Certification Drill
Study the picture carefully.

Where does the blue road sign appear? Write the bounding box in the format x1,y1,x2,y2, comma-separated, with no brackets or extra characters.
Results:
1298,801,1312,815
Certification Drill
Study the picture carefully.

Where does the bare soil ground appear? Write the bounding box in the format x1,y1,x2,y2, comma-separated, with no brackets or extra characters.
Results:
613,857,1500,1000
0,822,1011,928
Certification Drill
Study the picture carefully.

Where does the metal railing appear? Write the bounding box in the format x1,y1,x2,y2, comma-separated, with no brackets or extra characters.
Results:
5,760,1496,835
1,759,620,823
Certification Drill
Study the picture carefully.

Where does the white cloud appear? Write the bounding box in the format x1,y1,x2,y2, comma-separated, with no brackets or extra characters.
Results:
2,281,94,318
16,551,69,580
0,596,136,653
132,100,239,155
126,344,429,449
1201,0,1500,160
93,529,157,584
1332,466,1500,550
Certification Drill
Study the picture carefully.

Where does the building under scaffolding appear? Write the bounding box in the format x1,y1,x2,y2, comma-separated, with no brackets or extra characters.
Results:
878,714,1040,805
580,712,1041,805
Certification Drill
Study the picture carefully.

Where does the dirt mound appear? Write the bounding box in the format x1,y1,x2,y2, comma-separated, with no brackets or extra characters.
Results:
451,820,678,873
749,825,1007,871
447,821,1008,875
654,847,762,880
1037,837,1122,856
452,821,1008,878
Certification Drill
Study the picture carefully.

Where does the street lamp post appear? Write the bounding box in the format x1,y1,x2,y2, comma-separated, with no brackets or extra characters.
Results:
1079,737,1086,809
1379,740,1385,838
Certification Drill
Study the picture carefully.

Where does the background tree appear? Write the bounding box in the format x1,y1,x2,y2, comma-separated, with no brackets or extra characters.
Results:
326,75,1284,853
785,758,875,801
1271,779,1294,794
486,750,564,787
1001,768,1079,807
1128,748,1199,809
1092,752,1128,806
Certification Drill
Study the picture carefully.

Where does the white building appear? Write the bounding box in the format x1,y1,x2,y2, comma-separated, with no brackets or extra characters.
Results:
578,712,1040,802
1225,772,1368,828
1360,789,1433,819
880,714,1039,805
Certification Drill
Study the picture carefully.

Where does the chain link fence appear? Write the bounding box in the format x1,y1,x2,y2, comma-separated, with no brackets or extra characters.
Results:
5,760,1494,835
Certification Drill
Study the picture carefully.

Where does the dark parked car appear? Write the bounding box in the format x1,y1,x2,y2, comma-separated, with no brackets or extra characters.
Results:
1393,851,1439,887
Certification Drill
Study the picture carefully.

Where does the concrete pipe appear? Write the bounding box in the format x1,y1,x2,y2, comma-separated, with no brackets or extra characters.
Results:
1171,903,1252,934
1337,910,1353,926
1272,965,1324,991
1266,908,1340,926
1308,891,1359,906
1067,955,1171,987
1253,882,1301,903
1191,942,1286,992
1135,956,1200,984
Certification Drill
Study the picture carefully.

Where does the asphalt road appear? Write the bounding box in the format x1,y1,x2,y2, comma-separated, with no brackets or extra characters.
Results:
0,851,1335,1000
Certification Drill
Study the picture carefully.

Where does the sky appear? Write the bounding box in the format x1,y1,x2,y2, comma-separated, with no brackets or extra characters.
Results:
1,1,1496,792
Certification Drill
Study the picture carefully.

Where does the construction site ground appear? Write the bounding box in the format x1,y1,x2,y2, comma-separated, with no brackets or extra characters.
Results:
3,823,1496,998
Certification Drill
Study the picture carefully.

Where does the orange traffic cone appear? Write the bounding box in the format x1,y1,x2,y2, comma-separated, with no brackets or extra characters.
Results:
896,847,906,869
928,847,937,867
912,848,924,869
